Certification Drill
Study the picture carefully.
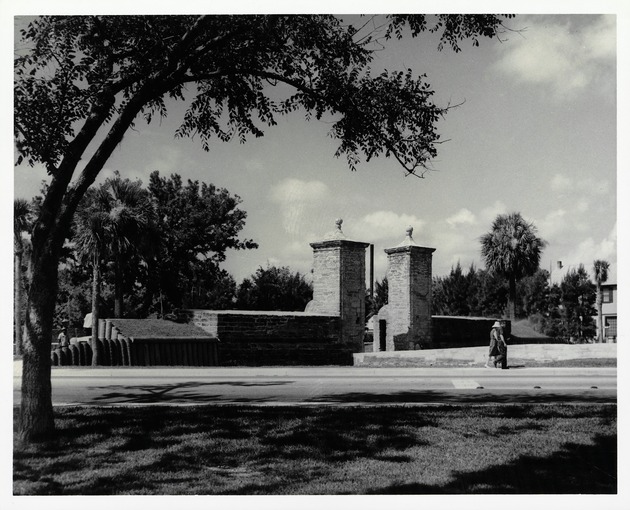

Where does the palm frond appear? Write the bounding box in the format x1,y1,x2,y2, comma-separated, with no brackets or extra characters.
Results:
480,212,547,278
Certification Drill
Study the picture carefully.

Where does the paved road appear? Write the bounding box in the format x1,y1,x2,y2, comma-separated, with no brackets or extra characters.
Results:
13,363,617,406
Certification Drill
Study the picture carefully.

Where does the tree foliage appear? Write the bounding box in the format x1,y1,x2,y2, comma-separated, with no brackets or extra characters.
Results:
515,269,550,317
429,262,597,343
15,15,513,179
75,172,156,315
236,264,313,312
366,277,389,319
432,264,507,318
432,262,478,316
71,173,156,363
480,212,547,321
147,171,257,313
58,172,254,320
559,265,596,341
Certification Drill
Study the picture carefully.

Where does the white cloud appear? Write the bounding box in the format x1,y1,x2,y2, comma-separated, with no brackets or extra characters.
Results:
495,15,616,99
427,223,485,275
538,208,568,239
372,251,389,281
554,223,617,283
270,178,329,203
479,200,508,225
270,178,330,236
273,240,314,276
350,210,425,243
550,174,573,192
582,15,616,60
446,208,476,227
283,239,312,261
575,199,589,214
551,173,611,196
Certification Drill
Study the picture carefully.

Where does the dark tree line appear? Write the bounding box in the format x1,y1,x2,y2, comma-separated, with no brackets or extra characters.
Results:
41,171,254,340
235,265,313,312
366,262,599,342
431,263,597,341
45,173,315,339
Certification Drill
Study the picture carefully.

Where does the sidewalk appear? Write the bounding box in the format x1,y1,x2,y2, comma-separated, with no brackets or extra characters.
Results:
354,343,617,367
14,358,617,379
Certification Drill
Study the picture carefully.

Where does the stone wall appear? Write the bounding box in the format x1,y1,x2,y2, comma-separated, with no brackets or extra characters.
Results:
432,316,511,349
354,342,616,367
184,310,352,366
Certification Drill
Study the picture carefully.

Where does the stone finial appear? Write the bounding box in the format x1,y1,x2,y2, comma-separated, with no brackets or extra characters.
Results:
322,218,346,241
396,225,419,247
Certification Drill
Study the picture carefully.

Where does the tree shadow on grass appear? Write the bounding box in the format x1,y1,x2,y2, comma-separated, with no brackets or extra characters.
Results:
13,405,617,495
368,433,617,494
307,390,617,405
14,406,436,494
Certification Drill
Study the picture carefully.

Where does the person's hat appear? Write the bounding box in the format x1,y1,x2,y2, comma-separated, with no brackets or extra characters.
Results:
492,321,501,328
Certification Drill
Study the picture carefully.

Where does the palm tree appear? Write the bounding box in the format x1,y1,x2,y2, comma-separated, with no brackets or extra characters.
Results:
74,192,110,365
480,212,547,322
94,173,156,318
593,259,610,343
14,199,32,356
74,174,156,364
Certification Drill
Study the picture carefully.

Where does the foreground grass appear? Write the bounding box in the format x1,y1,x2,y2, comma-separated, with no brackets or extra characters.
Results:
13,404,616,495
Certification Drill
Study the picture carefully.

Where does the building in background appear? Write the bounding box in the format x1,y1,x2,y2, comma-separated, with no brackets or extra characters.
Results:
601,283,617,342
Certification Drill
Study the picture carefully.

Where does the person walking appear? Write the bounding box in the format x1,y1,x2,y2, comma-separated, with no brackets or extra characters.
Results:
494,329,508,369
485,321,507,368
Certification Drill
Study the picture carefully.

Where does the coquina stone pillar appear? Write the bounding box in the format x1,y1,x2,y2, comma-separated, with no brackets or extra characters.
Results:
385,226,435,350
309,219,369,352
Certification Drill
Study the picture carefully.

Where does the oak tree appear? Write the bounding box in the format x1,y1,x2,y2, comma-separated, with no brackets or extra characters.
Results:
147,171,256,312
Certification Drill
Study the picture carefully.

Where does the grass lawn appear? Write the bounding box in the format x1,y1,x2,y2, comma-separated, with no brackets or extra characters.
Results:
13,404,616,495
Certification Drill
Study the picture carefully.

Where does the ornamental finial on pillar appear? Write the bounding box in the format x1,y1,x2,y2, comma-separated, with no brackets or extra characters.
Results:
396,225,419,247
322,218,346,241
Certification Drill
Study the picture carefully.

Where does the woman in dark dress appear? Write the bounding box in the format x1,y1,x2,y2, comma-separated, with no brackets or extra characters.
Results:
485,321,507,369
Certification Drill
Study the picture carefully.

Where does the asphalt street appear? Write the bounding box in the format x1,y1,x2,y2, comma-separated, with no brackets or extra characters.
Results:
13,363,617,407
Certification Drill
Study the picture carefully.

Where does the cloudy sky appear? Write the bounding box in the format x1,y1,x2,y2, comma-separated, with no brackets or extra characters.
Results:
9,5,625,288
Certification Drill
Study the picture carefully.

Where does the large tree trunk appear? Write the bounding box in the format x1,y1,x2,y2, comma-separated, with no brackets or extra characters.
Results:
19,242,60,441
17,84,154,442
91,256,102,365
18,166,80,440
14,249,23,356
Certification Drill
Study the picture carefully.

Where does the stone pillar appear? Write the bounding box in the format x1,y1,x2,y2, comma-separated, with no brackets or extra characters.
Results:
309,219,370,351
385,226,435,350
